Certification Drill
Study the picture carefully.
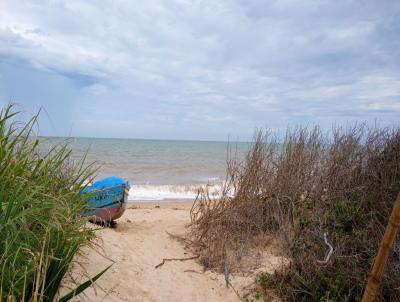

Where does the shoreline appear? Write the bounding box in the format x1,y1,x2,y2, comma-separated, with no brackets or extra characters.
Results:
128,199,195,206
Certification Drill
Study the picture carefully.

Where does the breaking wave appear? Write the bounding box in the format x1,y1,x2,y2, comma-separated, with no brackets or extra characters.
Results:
128,183,223,201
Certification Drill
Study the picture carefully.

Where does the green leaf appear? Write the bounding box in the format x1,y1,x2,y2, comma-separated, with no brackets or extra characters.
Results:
58,264,112,302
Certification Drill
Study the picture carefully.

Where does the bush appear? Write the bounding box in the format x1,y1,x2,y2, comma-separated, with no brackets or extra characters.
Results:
0,105,105,301
190,125,400,301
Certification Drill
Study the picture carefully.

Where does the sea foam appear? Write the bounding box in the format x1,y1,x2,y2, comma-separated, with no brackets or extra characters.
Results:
128,183,223,201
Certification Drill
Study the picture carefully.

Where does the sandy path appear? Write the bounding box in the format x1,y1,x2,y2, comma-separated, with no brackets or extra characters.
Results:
70,201,248,302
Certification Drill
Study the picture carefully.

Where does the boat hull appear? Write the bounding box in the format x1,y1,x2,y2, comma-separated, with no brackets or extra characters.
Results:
81,176,130,222
89,201,127,223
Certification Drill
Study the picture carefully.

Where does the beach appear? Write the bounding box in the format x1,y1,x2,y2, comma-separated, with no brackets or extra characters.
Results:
38,137,250,301
69,201,284,302
3,2,398,300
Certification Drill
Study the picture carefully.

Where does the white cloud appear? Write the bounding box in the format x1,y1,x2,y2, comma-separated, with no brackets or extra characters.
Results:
0,0,399,139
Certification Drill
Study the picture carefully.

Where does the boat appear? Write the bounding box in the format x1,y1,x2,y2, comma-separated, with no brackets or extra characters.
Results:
81,176,130,223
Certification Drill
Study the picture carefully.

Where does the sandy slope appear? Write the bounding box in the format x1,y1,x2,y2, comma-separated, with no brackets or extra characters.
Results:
70,201,284,302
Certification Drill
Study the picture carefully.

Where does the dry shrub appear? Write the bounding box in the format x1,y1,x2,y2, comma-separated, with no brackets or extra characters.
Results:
189,125,400,301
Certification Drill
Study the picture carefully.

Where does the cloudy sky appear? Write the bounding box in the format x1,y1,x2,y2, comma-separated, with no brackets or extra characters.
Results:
0,1,399,140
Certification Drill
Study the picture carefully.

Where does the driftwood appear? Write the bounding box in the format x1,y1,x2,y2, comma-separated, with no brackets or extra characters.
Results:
317,232,334,265
155,255,200,268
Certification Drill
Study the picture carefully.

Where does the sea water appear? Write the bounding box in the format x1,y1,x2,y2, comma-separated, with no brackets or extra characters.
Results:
39,137,249,202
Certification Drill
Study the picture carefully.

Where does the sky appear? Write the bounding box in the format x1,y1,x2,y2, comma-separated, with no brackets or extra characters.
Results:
0,0,399,141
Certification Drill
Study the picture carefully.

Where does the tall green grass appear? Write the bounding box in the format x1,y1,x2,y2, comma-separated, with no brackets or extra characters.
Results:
0,105,107,301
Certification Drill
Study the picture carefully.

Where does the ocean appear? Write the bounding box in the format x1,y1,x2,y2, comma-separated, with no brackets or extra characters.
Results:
39,137,249,201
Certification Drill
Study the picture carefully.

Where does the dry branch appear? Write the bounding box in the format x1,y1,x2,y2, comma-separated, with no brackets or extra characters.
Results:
317,232,334,265
155,255,200,269
223,248,229,288
189,125,400,300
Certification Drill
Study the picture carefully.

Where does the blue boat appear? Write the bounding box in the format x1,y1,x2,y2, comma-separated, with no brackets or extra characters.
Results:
81,176,130,222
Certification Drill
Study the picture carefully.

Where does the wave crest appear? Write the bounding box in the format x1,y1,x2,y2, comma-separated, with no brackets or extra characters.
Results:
128,183,222,201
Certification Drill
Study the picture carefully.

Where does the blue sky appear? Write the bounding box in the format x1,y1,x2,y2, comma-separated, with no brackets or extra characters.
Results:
0,1,399,140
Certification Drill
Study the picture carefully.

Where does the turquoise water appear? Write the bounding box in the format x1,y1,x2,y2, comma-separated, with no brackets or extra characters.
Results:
39,137,249,201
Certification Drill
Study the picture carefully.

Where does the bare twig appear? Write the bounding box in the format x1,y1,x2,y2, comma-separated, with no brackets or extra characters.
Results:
155,255,200,268
166,231,194,245
223,247,229,288
228,282,245,302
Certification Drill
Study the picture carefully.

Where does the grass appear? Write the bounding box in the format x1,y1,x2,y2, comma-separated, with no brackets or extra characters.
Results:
190,125,400,301
0,104,108,301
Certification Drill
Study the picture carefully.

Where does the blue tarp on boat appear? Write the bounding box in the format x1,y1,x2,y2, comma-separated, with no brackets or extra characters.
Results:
82,176,129,193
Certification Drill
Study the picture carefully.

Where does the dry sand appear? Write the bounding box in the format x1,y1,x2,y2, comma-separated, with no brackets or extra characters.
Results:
70,201,285,302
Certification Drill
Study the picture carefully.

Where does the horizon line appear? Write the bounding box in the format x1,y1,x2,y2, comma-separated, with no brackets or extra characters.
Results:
37,135,250,144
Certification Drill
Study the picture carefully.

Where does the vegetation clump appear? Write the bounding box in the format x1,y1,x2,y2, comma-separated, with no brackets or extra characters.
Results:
0,105,104,301
190,125,400,301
